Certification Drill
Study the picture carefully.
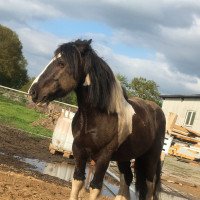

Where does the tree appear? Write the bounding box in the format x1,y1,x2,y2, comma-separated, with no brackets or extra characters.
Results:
116,74,161,106
116,74,129,90
116,74,133,97
0,24,29,89
130,77,161,106
20,77,35,92
59,92,77,106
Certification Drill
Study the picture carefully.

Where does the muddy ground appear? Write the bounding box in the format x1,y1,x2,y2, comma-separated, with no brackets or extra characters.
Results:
0,124,199,200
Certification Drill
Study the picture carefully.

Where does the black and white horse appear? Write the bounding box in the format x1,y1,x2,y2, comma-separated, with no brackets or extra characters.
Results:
29,39,165,200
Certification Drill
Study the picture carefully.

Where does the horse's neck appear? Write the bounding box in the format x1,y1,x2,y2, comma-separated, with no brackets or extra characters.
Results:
75,86,92,110
75,82,136,146
75,78,127,112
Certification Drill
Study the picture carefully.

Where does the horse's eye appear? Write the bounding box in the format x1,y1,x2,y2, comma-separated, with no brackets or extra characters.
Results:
58,61,65,68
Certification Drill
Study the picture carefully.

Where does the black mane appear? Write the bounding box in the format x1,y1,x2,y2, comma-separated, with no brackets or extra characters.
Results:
55,39,117,111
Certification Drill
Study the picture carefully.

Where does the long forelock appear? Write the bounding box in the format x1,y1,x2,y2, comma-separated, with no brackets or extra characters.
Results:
55,44,80,79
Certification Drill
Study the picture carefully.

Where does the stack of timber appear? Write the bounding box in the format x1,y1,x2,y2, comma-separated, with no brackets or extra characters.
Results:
167,113,200,161
32,112,60,131
169,143,200,161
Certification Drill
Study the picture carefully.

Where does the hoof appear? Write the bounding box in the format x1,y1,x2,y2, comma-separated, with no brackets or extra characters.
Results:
89,188,100,200
115,195,129,200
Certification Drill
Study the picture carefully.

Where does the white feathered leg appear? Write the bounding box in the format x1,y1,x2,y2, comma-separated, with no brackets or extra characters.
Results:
89,188,101,200
69,179,84,200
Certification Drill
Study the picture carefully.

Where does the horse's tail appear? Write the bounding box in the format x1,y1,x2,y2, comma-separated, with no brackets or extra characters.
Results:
134,156,162,200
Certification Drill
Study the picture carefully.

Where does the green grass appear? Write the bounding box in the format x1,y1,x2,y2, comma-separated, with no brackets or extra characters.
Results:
0,95,52,137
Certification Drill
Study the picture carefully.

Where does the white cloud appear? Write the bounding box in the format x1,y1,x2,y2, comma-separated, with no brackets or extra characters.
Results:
93,43,200,94
11,26,200,94
1,0,200,94
185,78,200,93
16,27,67,76
0,0,63,23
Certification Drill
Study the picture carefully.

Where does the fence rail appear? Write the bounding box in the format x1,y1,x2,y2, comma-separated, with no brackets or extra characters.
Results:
0,85,28,95
0,84,78,110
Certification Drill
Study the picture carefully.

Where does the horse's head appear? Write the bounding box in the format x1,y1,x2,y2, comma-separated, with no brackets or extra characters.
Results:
29,39,92,104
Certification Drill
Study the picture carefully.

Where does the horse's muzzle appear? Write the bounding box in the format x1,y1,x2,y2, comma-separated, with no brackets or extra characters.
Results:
29,83,39,103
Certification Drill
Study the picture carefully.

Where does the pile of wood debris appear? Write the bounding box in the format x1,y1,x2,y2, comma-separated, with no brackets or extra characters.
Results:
32,112,60,131
167,113,200,161
30,101,78,131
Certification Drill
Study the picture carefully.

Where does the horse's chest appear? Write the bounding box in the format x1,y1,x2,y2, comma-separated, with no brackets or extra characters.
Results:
73,113,117,149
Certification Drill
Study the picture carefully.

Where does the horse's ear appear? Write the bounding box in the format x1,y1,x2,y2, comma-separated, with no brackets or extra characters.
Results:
74,39,92,55
87,39,92,45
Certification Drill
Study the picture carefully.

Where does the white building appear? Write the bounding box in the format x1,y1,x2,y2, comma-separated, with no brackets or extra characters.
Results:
161,94,200,132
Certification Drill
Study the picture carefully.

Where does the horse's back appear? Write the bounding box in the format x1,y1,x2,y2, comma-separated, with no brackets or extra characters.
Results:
128,96,165,132
128,97,164,120
128,96,166,139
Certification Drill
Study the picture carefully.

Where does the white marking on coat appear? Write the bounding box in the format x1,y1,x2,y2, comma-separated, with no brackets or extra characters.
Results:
109,78,135,145
28,53,62,94
83,73,91,86
69,179,84,200
89,188,100,200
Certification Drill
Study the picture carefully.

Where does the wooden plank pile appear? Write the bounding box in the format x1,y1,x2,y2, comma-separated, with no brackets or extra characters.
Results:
32,112,60,131
167,113,200,161
169,143,200,161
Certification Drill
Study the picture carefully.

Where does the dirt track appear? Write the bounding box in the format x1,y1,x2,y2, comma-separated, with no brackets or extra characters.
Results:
0,123,200,200
0,124,112,200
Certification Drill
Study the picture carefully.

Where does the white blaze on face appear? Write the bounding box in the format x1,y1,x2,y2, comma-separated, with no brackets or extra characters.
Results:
28,53,62,94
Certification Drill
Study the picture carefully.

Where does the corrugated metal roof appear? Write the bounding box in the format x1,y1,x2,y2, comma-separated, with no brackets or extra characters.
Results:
160,94,200,99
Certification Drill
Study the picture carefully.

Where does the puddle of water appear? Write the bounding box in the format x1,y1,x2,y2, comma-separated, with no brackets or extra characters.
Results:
102,180,137,199
0,152,190,199
13,155,47,173
12,154,117,196
44,162,75,182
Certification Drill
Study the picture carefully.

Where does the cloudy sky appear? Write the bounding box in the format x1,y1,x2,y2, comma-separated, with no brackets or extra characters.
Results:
1,0,200,94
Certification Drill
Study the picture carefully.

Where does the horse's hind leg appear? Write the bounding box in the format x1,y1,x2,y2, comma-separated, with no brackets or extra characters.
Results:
135,151,162,200
115,161,133,200
146,159,161,200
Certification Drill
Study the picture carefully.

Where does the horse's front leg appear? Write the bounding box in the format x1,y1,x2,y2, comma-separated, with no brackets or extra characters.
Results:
89,141,117,200
69,142,88,200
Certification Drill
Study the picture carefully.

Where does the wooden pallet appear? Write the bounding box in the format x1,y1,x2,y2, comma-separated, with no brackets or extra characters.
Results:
49,143,73,158
168,145,199,161
175,153,195,161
